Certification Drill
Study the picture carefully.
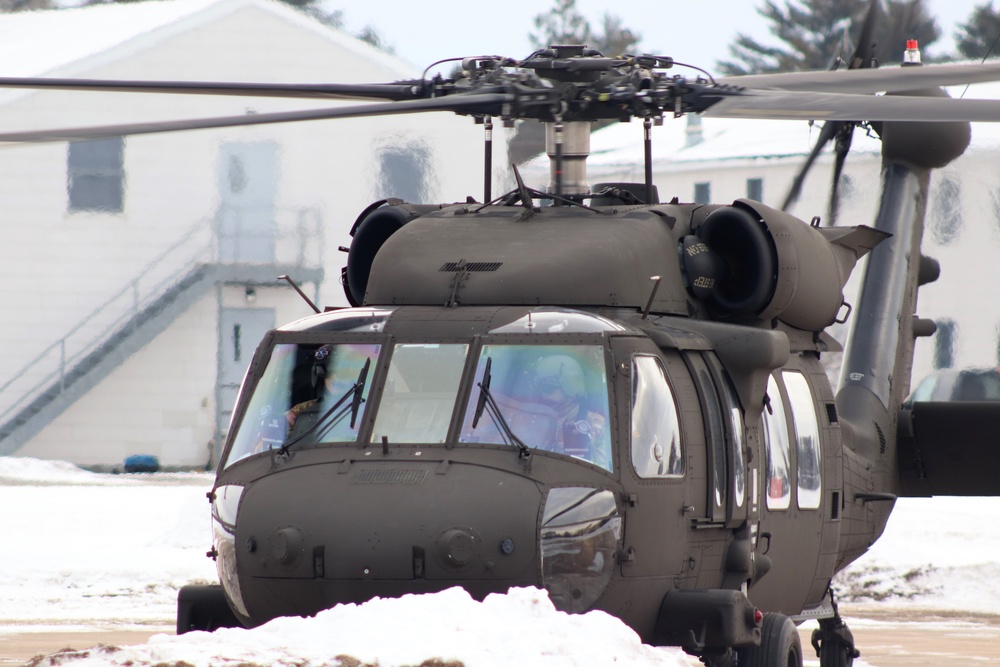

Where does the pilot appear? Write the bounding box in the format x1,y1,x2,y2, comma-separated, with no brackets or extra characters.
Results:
286,345,331,432
531,353,609,467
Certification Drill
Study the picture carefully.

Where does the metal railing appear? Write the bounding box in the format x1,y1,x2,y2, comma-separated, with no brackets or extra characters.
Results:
0,206,324,430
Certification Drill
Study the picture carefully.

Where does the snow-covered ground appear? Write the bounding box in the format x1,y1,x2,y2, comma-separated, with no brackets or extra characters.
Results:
2,456,998,666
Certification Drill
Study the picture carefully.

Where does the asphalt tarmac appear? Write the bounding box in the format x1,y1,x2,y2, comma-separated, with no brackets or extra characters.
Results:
2,607,1000,666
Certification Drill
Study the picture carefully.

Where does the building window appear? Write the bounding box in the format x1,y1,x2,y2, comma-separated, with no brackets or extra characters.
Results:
996,323,1000,366
67,137,124,213
746,177,763,201
991,189,1000,244
930,176,962,246
839,173,856,200
694,182,711,205
934,318,956,369
376,139,434,203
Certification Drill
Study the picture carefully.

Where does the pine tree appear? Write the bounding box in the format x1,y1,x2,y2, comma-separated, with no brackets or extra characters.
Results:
877,0,940,63
0,0,55,11
718,0,941,75
530,0,640,57
955,2,1000,60
510,0,641,165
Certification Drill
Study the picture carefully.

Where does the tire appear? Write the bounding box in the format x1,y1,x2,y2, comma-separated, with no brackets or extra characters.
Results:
737,612,802,667
818,640,853,667
176,584,242,634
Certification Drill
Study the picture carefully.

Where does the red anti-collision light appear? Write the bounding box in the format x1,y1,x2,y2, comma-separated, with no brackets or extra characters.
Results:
754,608,763,625
906,39,919,50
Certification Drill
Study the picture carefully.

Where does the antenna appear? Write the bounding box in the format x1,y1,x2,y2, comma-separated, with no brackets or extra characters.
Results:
511,162,534,210
278,275,320,314
642,276,663,320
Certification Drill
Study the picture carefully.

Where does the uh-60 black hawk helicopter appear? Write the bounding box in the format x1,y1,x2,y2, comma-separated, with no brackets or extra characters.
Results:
10,6,1000,665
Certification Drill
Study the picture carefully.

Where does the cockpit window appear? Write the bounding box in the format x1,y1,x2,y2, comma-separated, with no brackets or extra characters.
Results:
370,344,469,444
630,355,684,478
223,342,381,468
459,344,612,471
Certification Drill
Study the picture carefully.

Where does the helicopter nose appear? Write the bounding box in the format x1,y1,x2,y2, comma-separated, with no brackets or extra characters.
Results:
232,457,543,624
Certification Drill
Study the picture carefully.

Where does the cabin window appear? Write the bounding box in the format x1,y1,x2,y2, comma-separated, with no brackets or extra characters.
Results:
746,177,763,201
694,182,711,205
67,137,125,213
371,343,468,444
224,342,382,468
460,344,612,471
762,375,792,510
630,355,684,478
692,364,728,521
721,379,746,509
934,318,956,369
783,371,822,510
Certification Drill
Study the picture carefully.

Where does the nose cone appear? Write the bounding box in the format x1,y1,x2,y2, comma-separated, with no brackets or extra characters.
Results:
233,458,542,624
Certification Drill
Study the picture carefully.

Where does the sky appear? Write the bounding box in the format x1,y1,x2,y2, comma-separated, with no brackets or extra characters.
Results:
4,456,1000,666
335,0,993,75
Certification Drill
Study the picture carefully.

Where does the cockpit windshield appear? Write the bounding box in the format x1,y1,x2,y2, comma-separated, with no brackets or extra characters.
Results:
459,344,613,471
223,342,381,468
370,343,470,444
221,311,616,473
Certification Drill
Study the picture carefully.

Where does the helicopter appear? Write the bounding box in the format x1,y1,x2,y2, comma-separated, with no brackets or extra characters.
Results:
8,4,1000,666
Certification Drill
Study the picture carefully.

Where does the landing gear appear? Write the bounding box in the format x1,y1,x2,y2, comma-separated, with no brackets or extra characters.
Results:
736,612,802,667
811,587,860,667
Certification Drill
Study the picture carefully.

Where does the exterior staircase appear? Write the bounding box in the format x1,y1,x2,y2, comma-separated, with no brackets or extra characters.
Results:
0,210,325,456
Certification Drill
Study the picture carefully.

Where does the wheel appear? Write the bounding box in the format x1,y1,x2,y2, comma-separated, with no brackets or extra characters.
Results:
814,619,858,667
818,641,853,667
737,612,802,667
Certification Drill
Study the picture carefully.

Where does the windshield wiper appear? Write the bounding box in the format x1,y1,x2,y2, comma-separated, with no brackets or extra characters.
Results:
472,357,531,460
472,357,493,428
349,357,371,428
278,358,371,455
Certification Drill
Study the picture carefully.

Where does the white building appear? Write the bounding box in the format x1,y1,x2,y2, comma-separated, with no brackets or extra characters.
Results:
0,0,501,469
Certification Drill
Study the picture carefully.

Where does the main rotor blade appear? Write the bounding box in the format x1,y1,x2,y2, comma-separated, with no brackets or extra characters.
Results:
718,61,1000,94
827,124,855,227
0,94,513,144
848,0,880,70
0,77,424,101
782,121,840,210
784,0,875,214
704,88,1000,122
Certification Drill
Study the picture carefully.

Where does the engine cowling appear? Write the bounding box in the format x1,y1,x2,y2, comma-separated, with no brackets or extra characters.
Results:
680,199,888,331
343,200,437,306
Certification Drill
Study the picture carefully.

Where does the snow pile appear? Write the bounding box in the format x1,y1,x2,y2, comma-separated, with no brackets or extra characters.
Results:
832,496,1000,614
27,587,694,667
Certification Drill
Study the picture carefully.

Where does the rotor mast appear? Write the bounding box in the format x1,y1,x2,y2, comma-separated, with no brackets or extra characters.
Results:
545,121,591,198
